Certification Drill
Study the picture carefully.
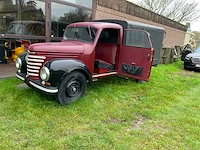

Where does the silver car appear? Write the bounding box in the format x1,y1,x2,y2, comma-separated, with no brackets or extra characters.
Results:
184,47,200,70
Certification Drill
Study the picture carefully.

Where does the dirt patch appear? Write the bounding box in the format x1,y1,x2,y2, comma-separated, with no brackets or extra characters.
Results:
125,114,148,132
175,70,197,77
109,118,123,124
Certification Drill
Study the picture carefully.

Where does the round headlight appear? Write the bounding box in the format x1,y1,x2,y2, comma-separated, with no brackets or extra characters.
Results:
15,57,22,69
40,67,50,81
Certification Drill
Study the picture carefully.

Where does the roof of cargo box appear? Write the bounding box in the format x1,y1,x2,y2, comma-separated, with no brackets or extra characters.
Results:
68,21,123,29
93,19,165,31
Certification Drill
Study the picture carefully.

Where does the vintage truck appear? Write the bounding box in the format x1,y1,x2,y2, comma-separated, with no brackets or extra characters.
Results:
15,20,165,105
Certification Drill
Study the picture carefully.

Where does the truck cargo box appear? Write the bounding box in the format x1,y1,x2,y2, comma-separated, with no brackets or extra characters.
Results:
94,19,166,66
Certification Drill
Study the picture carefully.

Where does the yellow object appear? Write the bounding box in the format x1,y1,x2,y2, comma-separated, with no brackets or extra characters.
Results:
12,44,25,62
5,42,8,48
12,54,18,62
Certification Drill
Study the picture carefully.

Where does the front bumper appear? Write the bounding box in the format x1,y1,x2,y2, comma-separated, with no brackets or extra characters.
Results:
184,60,200,70
16,71,58,94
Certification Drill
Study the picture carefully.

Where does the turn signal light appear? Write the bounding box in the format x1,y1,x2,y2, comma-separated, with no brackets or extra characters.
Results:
45,82,51,86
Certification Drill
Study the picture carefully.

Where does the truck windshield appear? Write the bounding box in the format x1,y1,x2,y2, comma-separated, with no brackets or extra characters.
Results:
63,26,97,43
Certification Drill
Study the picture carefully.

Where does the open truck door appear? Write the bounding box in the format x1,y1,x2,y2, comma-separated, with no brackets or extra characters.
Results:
117,29,154,81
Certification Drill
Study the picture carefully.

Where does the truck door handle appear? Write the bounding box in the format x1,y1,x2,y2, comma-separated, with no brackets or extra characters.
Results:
147,53,153,61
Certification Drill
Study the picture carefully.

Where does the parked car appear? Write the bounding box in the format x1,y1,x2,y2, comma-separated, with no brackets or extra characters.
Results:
5,21,69,60
6,21,45,36
15,20,165,105
184,47,200,70
5,21,45,59
7,20,68,37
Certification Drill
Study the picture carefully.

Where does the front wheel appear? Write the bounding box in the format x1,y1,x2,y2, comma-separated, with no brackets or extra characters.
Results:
184,65,188,70
57,71,87,105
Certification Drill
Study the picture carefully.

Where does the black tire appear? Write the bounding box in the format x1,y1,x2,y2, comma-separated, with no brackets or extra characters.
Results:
184,65,188,70
57,71,87,105
184,62,189,70
184,65,193,71
136,79,146,84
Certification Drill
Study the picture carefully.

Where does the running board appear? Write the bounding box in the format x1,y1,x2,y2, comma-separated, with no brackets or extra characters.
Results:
92,72,117,78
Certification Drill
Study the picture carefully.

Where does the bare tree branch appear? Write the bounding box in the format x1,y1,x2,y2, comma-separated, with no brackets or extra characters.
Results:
136,0,200,23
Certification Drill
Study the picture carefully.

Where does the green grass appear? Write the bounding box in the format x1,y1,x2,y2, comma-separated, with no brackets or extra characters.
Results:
0,60,200,149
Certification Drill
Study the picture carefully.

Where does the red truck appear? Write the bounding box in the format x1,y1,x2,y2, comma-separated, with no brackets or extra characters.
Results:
15,20,165,105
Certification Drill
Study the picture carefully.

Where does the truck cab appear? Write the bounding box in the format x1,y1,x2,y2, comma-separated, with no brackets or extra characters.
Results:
16,20,165,105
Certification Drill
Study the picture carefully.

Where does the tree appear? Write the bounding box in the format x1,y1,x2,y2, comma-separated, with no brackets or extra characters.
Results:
1,0,14,10
59,9,91,23
18,0,26,8
136,0,200,23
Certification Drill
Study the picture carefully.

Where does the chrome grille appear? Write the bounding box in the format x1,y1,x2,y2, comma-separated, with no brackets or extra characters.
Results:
27,54,46,77
191,57,200,64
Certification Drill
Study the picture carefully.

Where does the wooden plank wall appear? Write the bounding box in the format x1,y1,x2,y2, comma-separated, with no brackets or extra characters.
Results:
160,46,183,64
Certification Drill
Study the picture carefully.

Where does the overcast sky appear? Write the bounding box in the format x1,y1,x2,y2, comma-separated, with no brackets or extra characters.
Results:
127,0,200,31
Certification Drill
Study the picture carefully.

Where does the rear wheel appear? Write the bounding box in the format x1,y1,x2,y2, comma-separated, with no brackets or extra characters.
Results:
136,79,146,83
57,71,87,105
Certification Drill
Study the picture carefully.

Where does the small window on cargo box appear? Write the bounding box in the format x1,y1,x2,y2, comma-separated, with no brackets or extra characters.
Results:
123,30,151,48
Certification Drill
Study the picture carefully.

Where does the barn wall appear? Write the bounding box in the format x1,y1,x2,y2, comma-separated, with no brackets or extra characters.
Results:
94,0,187,47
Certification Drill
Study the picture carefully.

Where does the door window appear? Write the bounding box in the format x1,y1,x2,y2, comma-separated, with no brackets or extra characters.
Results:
124,30,151,48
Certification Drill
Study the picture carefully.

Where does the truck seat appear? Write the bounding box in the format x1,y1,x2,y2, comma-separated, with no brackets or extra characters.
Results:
95,42,117,70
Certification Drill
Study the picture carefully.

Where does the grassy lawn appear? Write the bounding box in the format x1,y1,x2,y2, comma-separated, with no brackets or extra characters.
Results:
0,60,200,149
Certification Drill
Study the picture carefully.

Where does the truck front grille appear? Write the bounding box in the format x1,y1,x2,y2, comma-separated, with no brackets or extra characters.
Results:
27,54,46,77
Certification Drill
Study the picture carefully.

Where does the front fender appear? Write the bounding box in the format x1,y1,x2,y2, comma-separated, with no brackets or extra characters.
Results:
18,52,28,73
45,59,92,87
